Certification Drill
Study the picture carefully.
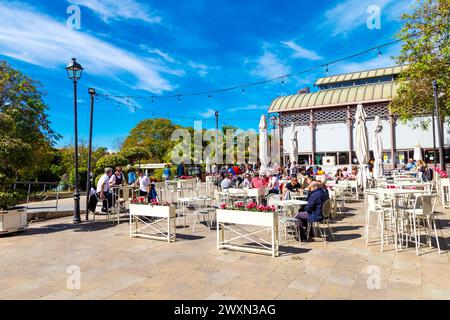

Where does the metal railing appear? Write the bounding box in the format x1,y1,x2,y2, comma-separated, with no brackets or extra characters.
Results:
11,181,67,211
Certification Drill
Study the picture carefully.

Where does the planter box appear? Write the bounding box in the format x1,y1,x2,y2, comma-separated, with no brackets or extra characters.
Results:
129,204,176,242
177,178,197,188
0,207,28,235
216,209,279,257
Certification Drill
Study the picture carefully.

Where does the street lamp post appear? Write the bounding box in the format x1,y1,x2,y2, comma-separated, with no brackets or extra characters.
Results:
432,80,445,170
66,58,84,224
85,88,96,221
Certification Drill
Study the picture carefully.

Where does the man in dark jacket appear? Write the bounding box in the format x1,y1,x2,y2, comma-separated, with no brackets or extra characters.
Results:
176,162,185,177
295,181,329,240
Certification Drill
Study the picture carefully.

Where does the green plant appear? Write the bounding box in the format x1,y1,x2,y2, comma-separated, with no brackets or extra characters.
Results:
0,192,19,211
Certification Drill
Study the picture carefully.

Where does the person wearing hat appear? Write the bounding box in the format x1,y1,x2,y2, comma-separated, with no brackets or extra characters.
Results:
295,181,329,240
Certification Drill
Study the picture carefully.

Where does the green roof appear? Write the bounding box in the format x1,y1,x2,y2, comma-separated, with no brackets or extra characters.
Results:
314,65,407,86
269,81,399,113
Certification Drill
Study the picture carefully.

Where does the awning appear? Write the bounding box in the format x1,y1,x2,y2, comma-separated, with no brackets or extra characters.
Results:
268,81,399,113
314,65,407,86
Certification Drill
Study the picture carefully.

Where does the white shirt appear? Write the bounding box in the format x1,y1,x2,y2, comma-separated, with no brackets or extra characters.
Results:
109,173,125,186
96,174,110,193
269,176,280,191
137,175,150,192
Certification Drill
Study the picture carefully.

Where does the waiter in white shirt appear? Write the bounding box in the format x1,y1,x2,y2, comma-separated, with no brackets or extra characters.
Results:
97,167,113,212
135,168,150,197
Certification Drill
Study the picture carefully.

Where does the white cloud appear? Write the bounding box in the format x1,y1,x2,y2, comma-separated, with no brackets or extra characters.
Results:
281,41,322,61
252,51,291,79
187,61,219,77
68,0,161,23
0,2,175,94
199,108,216,118
323,0,393,36
227,105,267,113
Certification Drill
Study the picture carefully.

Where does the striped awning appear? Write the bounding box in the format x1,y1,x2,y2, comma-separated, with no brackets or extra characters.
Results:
269,82,399,113
314,65,407,86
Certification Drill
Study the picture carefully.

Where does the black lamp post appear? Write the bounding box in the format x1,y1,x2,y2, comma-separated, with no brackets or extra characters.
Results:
85,88,96,221
66,58,83,224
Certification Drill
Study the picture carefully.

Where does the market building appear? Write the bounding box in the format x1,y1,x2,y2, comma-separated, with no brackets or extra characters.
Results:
268,65,449,169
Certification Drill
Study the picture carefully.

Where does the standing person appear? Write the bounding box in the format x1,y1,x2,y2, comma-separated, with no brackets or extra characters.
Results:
268,173,280,194
135,168,150,197
97,167,113,212
290,161,298,177
127,166,137,185
176,162,185,178
211,162,218,175
109,166,126,187
194,165,202,179
342,167,349,179
149,177,159,201
416,160,428,182
162,164,171,186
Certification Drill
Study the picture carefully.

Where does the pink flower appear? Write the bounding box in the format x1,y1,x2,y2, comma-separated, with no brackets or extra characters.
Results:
220,203,228,209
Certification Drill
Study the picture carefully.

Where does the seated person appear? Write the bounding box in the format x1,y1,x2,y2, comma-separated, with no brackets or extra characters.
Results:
335,168,344,180
283,176,302,199
405,158,416,171
242,174,253,188
268,173,280,194
295,181,330,240
342,167,349,179
220,173,234,190
251,173,264,189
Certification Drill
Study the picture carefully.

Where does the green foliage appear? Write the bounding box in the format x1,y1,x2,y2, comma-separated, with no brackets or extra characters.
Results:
390,0,450,124
122,118,180,162
96,154,128,172
0,192,19,210
153,166,176,180
0,60,60,180
69,167,88,191
120,146,150,165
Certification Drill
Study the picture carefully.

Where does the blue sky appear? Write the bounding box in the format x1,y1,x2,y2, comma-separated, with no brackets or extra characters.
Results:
0,0,415,150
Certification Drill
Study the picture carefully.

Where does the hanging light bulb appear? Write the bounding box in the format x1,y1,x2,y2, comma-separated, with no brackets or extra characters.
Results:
177,95,181,103
208,93,212,100
325,65,329,75
134,106,137,112
281,78,285,86
378,47,382,57
151,97,154,103
242,88,245,94
126,97,130,103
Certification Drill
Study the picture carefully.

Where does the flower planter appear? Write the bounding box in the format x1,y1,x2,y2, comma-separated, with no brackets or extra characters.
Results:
216,209,279,257
129,204,176,242
0,207,28,235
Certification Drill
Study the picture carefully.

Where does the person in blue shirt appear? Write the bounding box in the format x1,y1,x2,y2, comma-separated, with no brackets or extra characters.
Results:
127,167,136,185
295,181,329,240
162,164,171,181
405,158,416,170
176,162,185,177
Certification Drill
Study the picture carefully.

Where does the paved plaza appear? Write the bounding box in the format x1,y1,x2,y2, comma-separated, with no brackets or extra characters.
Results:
1,200,449,300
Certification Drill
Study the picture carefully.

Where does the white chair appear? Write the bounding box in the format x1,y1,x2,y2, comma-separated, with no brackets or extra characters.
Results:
278,204,300,244
405,195,441,255
267,193,281,207
364,192,395,252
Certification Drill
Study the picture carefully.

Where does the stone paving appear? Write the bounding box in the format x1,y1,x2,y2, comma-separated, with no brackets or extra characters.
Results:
0,200,449,300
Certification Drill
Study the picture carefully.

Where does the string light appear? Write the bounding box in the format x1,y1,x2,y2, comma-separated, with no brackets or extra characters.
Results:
151,97,154,103
281,78,285,86
208,93,212,100
378,47,382,57
95,27,437,102
325,64,329,74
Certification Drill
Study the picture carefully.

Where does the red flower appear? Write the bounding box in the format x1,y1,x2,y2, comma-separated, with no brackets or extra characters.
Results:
220,203,228,209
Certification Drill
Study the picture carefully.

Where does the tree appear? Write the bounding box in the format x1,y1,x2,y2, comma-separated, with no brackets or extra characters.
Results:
390,0,449,124
0,60,60,180
120,146,150,167
95,154,128,173
0,113,32,209
122,118,180,162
